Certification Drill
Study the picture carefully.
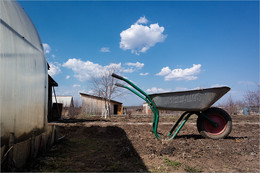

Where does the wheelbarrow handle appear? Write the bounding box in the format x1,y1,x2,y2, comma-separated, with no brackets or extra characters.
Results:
112,73,124,80
112,73,162,139
115,82,124,87
112,73,151,101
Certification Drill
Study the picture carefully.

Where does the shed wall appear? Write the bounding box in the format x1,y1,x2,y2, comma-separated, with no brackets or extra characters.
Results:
81,96,123,115
81,96,105,115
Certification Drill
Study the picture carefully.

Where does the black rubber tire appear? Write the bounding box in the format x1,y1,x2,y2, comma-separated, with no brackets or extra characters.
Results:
197,107,232,139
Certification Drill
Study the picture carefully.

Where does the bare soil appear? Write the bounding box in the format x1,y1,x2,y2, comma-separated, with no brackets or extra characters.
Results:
31,114,259,172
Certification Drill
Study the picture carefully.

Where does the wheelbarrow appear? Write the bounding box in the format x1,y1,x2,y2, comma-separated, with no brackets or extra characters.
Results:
112,73,232,141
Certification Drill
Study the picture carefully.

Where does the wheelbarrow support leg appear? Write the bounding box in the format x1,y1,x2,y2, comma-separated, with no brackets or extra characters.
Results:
167,112,189,136
166,112,193,141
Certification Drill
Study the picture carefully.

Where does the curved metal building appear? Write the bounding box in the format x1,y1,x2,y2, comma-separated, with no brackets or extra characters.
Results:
1,0,57,170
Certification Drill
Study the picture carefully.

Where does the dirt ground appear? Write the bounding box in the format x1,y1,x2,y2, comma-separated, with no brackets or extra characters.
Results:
31,114,259,172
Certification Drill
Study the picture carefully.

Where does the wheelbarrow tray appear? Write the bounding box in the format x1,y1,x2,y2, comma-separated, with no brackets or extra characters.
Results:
149,86,230,111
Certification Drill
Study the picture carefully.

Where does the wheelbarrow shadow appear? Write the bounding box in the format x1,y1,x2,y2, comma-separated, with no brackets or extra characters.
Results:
174,134,204,139
174,134,248,140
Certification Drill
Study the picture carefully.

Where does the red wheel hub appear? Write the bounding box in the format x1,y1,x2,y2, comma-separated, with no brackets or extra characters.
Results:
204,114,227,135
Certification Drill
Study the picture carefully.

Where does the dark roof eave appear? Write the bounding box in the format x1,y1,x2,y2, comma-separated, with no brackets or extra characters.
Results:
48,75,58,87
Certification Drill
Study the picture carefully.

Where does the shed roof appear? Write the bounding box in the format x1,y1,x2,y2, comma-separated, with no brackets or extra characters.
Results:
80,93,122,105
52,96,74,107
49,75,58,87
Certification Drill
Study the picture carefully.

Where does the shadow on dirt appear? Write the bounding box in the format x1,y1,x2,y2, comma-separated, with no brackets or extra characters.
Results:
54,118,110,123
175,134,248,140
175,134,204,139
31,126,147,172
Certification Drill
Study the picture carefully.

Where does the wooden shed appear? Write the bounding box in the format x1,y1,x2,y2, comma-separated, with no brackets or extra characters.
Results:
52,96,74,117
80,93,123,115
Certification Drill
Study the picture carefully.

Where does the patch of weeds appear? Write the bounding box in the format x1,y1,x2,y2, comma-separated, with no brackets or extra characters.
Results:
122,118,129,122
184,165,203,172
151,167,157,173
225,165,231,169
104,161,121,171
164,157,181,170
52,151,70,158
158,165,166,173
58,167,77,172
134,162,147,172
71,138,93,144
68,137,107,159
151,165,166,173
71,138,101,149
40,159,65,172
167,117,178,120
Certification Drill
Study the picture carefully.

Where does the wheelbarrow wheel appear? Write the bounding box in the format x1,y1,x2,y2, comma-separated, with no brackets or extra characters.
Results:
197,107,232,139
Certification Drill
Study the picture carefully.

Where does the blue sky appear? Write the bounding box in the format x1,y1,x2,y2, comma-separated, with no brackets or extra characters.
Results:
19,1,259,106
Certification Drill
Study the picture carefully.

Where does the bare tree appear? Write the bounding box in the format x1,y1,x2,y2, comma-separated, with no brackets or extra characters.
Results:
224,95,237,115
70,99,82,117
244,85,260,113
91,67,123,118
74,99,79,108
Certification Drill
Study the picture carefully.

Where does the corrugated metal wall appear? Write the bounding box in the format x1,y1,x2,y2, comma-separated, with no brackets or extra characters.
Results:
0,0,48,148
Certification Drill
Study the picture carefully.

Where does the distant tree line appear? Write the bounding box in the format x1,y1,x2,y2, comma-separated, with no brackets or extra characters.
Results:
220,85,259,115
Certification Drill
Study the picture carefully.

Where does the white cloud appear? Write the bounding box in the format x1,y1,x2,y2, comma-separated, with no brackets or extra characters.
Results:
73,84,81,88
48,62,61,76
156,66,171,76
100,47,111,53
146,86,207,94
174,87,188,91
146,87,170,94
193,86,204,90
122,68,135,73
140,72,149,76
87,90,95,95
66,75,70,79
63,58,122,81
122,62,144,73
120,17,167,55
156,64,202,81
43,43,57,59
135,16,148,24
125,62,144,69
211,84,226,88
63,59,144,81
43,43,51,54
78,89,87,94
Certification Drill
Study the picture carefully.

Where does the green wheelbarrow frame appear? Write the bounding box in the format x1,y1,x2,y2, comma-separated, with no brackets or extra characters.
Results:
111,73,227,141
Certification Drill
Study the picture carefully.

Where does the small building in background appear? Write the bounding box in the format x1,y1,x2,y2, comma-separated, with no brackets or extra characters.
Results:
80,93,123,115
123,106,143,115
143,102,181,116
143,103,152,115
52,96,74,118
